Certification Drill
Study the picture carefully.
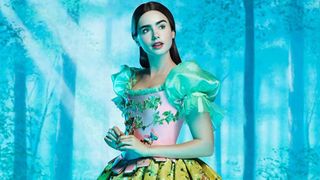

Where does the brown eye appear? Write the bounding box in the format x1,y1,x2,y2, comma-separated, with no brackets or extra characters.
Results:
159,24,166,29
141,28,149,34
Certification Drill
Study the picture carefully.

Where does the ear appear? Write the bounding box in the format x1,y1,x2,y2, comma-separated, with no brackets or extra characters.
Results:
171,31,175,39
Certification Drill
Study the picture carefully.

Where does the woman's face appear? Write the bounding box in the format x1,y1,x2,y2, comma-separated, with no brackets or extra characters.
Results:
136,10,175,57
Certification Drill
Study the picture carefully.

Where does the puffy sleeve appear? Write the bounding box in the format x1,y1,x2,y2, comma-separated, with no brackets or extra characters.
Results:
111,65,140,97
111,65,139,112
164,61,225,129
111,65,135,97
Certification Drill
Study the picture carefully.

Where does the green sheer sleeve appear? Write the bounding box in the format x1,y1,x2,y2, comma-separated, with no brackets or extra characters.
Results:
111,65,140,97
110,65,140,112
164,61,225,130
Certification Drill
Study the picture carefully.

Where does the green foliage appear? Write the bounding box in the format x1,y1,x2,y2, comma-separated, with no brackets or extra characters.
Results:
152,111,161,125
0,69,14,179
256,147,320,178
162,111,177,124
178,0,244,57
0,19,23,48
144,96,161,110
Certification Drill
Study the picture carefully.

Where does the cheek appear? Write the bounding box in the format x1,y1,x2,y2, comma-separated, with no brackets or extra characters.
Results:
141,35,151,44
138,35,152,52
163,30,173,42
163,34,173,47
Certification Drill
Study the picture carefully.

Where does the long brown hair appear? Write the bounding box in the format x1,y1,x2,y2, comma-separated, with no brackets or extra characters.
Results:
131,1,181,68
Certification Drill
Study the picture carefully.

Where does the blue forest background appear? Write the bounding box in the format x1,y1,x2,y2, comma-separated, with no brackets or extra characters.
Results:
0,0,319,179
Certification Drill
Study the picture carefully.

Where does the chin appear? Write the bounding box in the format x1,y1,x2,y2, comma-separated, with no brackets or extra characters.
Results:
149,48,171,56
150,51,169,57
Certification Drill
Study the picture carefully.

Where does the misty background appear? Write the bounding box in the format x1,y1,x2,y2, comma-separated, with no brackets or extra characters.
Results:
0,0,319,179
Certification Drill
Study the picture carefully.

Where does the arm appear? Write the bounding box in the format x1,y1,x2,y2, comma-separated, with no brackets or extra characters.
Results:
145,112,214,158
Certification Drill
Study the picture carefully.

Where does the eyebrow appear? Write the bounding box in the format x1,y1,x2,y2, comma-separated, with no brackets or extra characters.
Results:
139,20,167,30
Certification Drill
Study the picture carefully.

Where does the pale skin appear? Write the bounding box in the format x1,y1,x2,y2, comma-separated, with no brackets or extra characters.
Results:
104,10,214,160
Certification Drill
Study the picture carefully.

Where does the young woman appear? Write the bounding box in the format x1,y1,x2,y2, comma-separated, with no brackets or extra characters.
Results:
98,1,224,179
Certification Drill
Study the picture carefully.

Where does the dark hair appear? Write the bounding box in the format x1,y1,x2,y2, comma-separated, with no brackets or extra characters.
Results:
131,1,181,68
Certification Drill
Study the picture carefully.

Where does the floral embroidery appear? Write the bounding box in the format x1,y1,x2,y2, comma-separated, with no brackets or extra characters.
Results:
144,96,161,110
152,111,161,125
162,111,178,124
132,116,142,128
124,117,134,135
113,95,178,135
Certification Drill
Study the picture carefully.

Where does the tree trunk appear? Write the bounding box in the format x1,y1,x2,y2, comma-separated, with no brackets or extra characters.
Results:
13,46,27,179
288,0,308,178
54,1,79,179
54,53,77,180
243,0,255,179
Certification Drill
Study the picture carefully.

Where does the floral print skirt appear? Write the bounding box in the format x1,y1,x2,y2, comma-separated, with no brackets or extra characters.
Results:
97,156,222,180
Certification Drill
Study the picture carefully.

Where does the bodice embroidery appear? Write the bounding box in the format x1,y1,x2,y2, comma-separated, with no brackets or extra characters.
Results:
113,94,180,145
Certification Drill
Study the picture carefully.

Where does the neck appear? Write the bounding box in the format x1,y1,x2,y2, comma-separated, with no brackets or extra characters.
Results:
147,52,175,78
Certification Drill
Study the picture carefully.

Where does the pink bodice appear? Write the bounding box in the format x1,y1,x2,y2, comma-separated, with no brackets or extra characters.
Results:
129,90,184,146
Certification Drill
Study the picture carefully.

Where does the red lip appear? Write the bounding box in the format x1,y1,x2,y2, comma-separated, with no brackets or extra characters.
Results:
152,42,164,48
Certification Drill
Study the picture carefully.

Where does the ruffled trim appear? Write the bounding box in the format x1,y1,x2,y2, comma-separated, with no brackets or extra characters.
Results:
111,65,136,97
98,154,222,179
164,61,225,129
182,92,225,129
107,153,178,175
127,84,165,96
111,65,166,97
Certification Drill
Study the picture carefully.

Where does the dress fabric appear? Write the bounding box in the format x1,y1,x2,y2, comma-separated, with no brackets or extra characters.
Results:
98,61,224,180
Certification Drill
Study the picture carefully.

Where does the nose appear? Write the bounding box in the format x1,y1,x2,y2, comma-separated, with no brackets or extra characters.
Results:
152,29,160,40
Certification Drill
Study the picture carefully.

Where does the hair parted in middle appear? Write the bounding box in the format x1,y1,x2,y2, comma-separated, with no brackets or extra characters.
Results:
131,1,181,68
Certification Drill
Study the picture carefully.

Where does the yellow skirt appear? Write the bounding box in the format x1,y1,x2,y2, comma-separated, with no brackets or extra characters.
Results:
97,156,222,180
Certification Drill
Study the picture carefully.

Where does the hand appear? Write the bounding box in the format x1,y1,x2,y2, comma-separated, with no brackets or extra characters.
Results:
104,126,125,150
117,135,150,158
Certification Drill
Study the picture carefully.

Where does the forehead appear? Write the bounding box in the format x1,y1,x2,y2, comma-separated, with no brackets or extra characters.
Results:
137,10,168,27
